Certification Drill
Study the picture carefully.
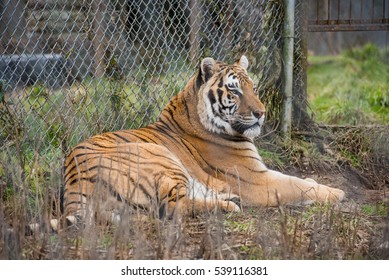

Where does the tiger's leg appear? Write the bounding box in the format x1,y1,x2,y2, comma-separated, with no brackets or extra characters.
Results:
157,175,240,218
238,170,345,207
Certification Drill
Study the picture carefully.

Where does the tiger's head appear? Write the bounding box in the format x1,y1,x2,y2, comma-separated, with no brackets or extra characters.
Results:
196,55,266,139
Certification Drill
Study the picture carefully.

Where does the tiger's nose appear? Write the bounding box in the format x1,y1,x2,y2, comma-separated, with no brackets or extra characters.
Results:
253,110,265,119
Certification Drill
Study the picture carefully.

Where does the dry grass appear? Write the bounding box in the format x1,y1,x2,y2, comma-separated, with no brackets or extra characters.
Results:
1,95,388,260
1,125,389,260
1,192,388,259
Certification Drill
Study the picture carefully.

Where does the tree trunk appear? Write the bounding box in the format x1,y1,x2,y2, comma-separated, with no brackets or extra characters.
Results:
91,0,108,77
188,0,200,64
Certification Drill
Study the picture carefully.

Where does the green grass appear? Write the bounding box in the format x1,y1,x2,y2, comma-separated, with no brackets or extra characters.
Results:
258,148,285,170
308,44,389,125
361,202,388,217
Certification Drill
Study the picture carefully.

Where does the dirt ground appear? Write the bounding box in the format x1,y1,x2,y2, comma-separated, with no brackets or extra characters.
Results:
287,165,387,209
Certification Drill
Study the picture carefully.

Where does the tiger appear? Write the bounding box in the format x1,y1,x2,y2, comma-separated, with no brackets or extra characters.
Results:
62,55,345,222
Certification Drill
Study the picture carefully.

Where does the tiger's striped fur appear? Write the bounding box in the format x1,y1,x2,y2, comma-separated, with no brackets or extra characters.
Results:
63,55,345,222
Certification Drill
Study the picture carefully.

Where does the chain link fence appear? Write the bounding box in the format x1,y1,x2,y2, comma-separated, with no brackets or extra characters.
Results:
0,0,303,205
292,0,311,130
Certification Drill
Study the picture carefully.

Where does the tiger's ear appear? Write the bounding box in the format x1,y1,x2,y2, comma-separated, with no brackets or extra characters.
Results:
200,57,216,82
238,55,249,69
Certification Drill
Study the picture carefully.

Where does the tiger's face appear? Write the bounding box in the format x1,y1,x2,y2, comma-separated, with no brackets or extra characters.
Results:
197,56,266,139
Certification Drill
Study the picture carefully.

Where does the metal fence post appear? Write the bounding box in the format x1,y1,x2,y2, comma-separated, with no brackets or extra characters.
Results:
281,0,295,138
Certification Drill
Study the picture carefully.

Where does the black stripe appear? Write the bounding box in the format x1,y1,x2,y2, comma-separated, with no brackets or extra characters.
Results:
188,130,252,149
152,123,175,138
181,96,192,124
218,77,224,88
168,193,186,203
63,145,95,169
98,134,117,143
112,132,130,143
208,89,216,105
72,145,95,151
218,133,252,142
131,130,158,143
65,163,101,185
64,200,86,207
164,107,187,133
65,157,132,185
168,96,178,110
71,142,119,152
101,176,153,205
88,142,118,149
64,191,88,197
217,88,224,105
160,184,186,202
158,117,182,134
64,154,104,180
204,70,212,82
68,176,97,186
180,138,214,172
196,70,203,90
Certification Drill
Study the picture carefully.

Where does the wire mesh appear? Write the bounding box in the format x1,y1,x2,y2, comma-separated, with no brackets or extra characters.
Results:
0,0,286,200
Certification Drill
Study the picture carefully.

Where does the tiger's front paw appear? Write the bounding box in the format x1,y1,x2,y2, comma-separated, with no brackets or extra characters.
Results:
225,196,241,209
221,200,241,212
306,178,345,203
315,184,345,204
213,193,241,212
327,187,345,202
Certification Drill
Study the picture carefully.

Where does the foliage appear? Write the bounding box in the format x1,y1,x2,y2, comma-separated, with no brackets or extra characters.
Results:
0,71,188,217
257,148,285,170
308,44,389,125
361,202,388,217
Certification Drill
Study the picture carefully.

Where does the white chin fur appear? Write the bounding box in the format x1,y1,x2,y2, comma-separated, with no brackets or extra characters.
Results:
242,116,265,139
243,125,262,139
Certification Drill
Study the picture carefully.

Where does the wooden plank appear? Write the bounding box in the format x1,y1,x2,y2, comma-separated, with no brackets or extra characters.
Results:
308,23,389,32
